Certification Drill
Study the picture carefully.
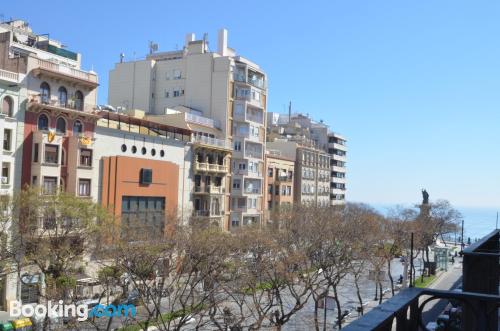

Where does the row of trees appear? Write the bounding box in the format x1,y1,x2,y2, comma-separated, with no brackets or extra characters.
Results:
0,189,462,330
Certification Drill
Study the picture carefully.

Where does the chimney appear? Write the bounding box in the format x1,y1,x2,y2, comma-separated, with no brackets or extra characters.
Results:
185,33,195,47
218,28,228,56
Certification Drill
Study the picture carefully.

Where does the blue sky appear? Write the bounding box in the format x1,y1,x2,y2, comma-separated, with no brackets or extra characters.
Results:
3,0,500,209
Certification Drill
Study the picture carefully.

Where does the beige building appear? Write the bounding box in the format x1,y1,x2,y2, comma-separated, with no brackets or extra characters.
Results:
264,151,294,223
108,29,267,229
266,141,330,207
146,106,232,230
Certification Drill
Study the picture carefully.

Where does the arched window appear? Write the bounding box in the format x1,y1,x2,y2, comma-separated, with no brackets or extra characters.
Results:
73,120,83,134
40,82,50,104
2,96,13,117
74,90,84,111
58,86,67,107
38,114,49,131
56,117,66,134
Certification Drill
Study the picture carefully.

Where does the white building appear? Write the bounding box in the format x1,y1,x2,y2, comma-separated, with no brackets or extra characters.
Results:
108,29,267,228
328,132,347,205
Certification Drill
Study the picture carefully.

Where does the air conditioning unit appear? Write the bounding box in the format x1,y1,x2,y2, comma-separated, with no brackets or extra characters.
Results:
1,177,8,184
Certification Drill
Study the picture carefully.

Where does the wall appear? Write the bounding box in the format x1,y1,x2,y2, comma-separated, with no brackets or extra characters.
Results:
94,126,192,223
100,156,179,229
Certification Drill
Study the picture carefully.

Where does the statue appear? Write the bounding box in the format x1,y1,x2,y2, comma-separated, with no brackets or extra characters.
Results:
421,189,429,205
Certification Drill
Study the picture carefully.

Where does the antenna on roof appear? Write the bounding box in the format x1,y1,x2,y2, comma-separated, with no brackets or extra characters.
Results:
120,53,125,63
149,41,159,55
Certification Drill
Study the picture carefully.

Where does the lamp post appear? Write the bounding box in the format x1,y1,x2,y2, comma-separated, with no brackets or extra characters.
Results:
460,219,464,255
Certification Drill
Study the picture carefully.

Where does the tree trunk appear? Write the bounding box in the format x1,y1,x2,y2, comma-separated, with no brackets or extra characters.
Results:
354,276,363,316
323,287,329,331
313,296,320,331
387,259,394,296
378,282,383,304
332,285,343,329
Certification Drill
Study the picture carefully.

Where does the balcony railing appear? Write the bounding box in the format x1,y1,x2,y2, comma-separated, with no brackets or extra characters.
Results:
29,95,96,114
192,135,232,150
194,185,224,194
194,162,229,173
35,58,98,84
193,210,223,217
0,68,19,83
185,112,220,129
345,229,500,331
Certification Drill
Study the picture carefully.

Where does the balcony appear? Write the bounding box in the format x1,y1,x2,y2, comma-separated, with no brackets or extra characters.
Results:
186,112,220,129
194,185,225,195
192,135,232,151
330,142,347,152
194,161,229,173
344,230,500,331
31,58,98,89
193,209,224,217
0,68,20,84
27,95,98,118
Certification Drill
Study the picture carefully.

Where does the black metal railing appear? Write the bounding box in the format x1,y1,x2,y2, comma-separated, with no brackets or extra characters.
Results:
344,229,500,331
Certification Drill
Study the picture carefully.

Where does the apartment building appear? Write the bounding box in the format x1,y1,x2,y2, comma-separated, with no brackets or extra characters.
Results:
264,151,294,223
108,29,267,229
0,68,23,197
267,112,347,205
266,141,330,207
0,19,102,309
147,106,232,230
328,132,347,205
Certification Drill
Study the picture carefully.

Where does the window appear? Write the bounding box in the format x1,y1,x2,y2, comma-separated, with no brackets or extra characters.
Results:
44,144,59,164
121,196,165,232
56,117,66,134
275,185,279,195
234,141,241,151
43,177,57,195
232,179,241,189
78,179,91,196
73,120,83,134
1,163,9,184
268,184,273,194
287,186,292,196
140,169,152,185
58,86,67,107
33,143,39,162
173,69,181,79
40,82,50,104
3,129,11,151
238,163,246,170
74,91,84,111
165,89,170,98
173,89,180,97
79,149,92,167
38,114,49,131
281,185,287,195
268,167,273,177
2,96,13,117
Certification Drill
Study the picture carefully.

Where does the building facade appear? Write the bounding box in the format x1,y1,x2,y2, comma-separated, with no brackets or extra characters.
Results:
108,29,267,229
264,151,294,223
266,112,347,205
266,141,330,207
328,132,347,205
